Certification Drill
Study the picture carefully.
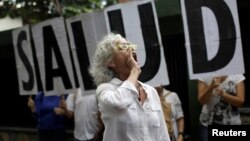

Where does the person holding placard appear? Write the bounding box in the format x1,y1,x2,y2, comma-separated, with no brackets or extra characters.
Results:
155,85,185,141
59,88,100,141
197,74,245,141
27,91,68,141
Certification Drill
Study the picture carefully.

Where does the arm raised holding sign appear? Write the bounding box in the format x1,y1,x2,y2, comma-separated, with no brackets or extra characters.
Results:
197,74,245,141
26,92,68,141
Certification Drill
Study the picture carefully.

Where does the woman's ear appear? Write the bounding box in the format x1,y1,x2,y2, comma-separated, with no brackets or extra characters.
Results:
106,60,115,68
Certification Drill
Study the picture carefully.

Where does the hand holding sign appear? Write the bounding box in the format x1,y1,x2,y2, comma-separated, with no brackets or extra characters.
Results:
54,95,67,115
27,95,35,112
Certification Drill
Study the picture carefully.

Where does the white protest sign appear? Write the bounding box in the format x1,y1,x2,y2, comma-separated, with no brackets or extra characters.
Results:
31,17,76,95
180,0,245,79
12,25,38,95
104,0,169,86
66,12,107,95
12,0,170,95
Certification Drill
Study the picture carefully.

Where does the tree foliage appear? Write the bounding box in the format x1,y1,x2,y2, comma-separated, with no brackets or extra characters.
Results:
0,0,118,24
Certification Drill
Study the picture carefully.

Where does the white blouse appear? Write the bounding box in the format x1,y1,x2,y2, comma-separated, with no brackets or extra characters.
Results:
96,78,170,141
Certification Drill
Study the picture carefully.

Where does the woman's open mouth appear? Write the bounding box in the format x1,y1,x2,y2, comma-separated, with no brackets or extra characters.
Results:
132,52,137,62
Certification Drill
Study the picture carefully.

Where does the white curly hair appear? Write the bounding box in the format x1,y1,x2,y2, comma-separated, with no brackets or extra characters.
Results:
89,33,125,86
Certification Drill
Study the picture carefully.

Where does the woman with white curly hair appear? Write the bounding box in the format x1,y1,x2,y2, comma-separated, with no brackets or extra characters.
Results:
89,33,170,141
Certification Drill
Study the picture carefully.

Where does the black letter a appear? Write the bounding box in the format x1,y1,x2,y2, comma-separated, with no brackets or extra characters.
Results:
43,26,72,91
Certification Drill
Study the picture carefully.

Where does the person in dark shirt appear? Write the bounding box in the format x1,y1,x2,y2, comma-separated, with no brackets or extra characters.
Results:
27,91,67,141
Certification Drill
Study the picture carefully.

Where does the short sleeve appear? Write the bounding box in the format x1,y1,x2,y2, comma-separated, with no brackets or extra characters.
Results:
66,94,75,112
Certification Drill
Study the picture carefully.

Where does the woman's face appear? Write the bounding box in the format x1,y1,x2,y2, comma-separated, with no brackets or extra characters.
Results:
109,39,137,80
